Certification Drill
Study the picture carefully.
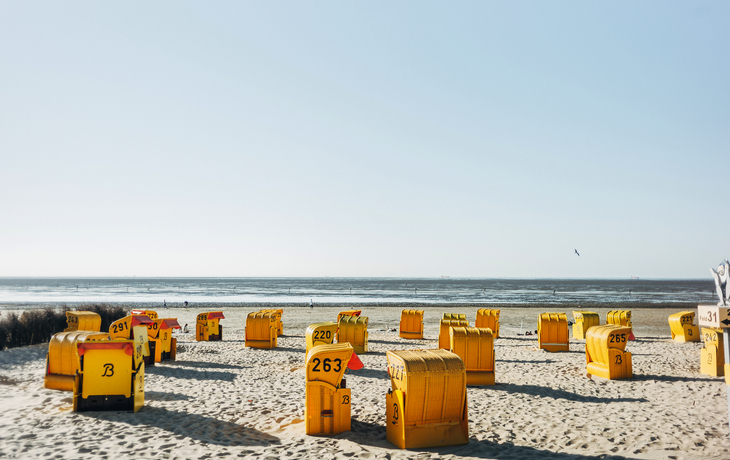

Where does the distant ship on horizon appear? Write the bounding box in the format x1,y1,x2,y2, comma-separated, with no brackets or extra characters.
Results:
631,276,639,279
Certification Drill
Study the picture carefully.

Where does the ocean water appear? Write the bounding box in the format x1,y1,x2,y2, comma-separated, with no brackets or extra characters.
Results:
0,277,716,306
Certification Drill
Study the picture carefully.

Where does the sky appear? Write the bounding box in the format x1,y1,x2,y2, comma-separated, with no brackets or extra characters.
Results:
0,1,728,279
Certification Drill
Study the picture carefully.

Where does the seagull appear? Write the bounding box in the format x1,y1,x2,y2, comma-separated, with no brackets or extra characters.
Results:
574,249,580,256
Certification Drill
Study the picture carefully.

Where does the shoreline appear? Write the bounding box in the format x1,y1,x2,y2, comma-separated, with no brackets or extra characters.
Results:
0,300,706,310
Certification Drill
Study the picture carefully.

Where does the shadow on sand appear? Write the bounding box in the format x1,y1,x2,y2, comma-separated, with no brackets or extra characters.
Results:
82,406,280,447
146,365,237,382
634,373,713,383
487,383,647,404
346,419,636,459
159,360,244,370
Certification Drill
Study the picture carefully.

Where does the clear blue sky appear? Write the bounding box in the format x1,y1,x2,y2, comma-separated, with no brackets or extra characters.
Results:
0,2,727,278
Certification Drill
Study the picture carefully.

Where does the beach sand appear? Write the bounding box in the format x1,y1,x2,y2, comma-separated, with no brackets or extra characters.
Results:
1,304,729,459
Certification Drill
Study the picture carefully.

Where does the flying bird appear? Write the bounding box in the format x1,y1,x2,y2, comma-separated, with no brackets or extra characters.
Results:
574,249,580,256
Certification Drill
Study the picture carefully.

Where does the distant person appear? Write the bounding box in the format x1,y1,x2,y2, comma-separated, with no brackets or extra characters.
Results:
310,299,313,309
163,300,166,307
184,301,188,307
183,323,189,333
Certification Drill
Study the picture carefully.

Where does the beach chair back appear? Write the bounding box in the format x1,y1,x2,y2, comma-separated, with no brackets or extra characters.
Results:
585,324,632,379
245,311,277,349
304,343,353,436
385,349,469,448
701,327,725,376
131,309,158,320
438,319,469,349
64,311,101,333
449,326,495,385
572,311,600,340
442,313,467,321
44,330,110,391
73,340,145,413
668,311,699,342
196,311,225,341
337,315,368,354
260,309,284,336
305,322,338,353
474,309,500,338
606,310,632,328
337,310,361,323
537,313,569,352
399,310,424,339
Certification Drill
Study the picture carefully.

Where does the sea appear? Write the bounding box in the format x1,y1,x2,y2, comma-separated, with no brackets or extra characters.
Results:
0,277,717,307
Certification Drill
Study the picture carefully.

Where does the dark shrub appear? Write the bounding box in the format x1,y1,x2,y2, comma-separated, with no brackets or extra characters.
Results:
0,304,127,350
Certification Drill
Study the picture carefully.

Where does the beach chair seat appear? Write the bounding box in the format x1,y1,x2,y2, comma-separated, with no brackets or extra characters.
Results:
572,311,600,340
668,311,700,343
701,327,725,376
245,311,277,349
305,343,353,436
450,327,495,385
306,322,338,354
385,349,469,449
195,311,225,341
44,330,110,391
260,309,284,336
585,325,632,379
64,311,101,332
337,310,361,323
73,339,145,412
399,309,424,339
474,309,500,338
538,313,569,352
438,318,469,349
337,315,368,354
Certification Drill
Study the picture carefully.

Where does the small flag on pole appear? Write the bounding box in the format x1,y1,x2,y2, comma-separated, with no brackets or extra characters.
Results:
347,352,363,370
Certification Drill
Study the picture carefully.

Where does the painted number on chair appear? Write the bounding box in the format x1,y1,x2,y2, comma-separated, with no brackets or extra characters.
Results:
389,363,404,381
311,358,342,372
111,321,128,334
608,334,626,343
313,330,332,341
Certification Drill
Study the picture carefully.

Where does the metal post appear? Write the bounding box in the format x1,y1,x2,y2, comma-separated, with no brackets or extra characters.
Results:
724,329,730,437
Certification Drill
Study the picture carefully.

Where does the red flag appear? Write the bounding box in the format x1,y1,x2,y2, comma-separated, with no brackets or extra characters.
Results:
347,352,364,370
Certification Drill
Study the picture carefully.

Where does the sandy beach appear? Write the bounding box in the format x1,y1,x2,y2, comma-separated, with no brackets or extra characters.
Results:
1,304,729,459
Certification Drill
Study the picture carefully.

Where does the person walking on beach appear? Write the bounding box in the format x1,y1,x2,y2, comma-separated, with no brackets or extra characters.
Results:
310,299,313,309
